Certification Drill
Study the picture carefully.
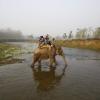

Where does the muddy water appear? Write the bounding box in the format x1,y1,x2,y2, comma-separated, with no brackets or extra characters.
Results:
0,42,100,100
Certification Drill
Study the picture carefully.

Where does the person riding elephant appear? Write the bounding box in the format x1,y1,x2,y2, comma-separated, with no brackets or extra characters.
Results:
38,36,45,48
44,34,51,45
38,34,52,49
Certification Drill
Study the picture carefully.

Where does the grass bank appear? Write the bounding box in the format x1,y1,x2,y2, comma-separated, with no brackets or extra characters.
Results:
55,39,100,51
0,43,24,65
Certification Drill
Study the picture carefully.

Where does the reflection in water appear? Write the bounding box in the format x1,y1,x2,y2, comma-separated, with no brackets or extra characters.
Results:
31,66,67,91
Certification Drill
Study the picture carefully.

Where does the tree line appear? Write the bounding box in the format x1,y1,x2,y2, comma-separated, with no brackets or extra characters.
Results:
63,27,100,40
0,28,24,39
0,28,29,42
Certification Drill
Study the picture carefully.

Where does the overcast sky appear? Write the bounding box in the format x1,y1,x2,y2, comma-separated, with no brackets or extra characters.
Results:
0,0,100,36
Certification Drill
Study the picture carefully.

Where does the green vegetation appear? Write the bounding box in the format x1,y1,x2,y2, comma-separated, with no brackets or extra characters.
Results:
55,39,100,51
0,43,23,65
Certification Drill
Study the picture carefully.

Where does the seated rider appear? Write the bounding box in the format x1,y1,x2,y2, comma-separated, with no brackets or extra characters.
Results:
38,34,52,48
52,38,56,45
44,34,51,45
38,36,45,48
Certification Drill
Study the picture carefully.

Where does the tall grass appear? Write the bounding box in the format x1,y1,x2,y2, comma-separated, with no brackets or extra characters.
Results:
55,39,100,51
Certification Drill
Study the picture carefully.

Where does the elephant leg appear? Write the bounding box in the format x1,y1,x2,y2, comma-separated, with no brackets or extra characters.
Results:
61,53,67,66
31,61,35,68
60,52,67,66
54,57,57,66
49,57,56,67
49,58,54,67
31,54,40,68
38,59,41,67
31,59,36,68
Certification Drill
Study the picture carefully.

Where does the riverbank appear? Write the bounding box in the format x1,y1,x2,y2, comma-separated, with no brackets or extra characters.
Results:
0,43,24,65
55,39,100,51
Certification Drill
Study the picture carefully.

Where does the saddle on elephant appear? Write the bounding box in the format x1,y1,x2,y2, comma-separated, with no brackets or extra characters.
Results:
38,44,53,49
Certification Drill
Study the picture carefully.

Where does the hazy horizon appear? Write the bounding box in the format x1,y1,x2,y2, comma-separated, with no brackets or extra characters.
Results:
0,0,100,36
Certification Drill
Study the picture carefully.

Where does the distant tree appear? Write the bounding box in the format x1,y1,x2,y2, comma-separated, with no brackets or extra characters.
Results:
63,33,67,39
68,31,72,39
0,28,24,40
28,35,34,40
86,27,93,39
76,28,87,39
94,27,100,39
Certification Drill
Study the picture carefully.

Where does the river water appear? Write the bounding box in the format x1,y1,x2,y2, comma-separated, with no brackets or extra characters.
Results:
0,42,100,100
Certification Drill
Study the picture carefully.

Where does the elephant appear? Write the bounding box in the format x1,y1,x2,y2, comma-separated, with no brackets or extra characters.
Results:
31,44,67,67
